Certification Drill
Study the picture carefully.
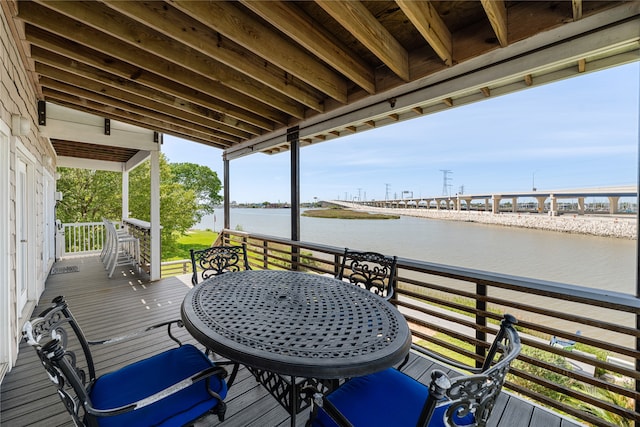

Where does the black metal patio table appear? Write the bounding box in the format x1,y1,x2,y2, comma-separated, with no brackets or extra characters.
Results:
181,269,412,426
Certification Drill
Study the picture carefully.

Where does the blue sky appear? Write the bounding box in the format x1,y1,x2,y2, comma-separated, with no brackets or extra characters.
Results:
162,62,639,204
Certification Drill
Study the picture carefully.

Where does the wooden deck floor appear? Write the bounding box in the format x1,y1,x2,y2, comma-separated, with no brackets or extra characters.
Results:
1,256,583,427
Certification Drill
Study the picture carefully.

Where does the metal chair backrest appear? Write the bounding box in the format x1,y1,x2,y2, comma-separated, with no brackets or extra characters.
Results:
337,248,397,300
190,244,250,286
428,314,521,427
22,296,98,426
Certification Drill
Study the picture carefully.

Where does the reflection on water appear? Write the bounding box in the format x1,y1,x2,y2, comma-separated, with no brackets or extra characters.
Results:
197,208,635,294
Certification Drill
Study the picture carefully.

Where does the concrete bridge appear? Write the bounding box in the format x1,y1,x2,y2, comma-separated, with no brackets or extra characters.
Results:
355,186,637,215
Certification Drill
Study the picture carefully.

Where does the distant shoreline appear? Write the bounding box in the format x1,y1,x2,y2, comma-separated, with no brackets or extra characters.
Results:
335,202,637,239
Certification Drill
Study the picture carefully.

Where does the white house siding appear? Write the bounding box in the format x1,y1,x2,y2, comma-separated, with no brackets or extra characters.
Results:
0,3,56,379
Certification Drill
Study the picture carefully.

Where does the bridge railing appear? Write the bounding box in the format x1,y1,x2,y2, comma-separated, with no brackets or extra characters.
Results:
215,228,638,427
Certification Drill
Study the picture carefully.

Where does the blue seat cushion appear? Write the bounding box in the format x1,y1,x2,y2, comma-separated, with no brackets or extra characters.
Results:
312,368,475,427
90,344,227,427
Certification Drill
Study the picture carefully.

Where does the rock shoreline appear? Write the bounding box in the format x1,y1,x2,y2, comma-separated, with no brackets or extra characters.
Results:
336,203,637,239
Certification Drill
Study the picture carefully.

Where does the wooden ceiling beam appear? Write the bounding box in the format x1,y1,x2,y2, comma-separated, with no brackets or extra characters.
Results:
20,1,292,125
32,50,254,140
573,0,583,21
40,79,239,146
241,0,375,95
44,90,231,150
316,0,410,82
33,0,304,119
101,0,325,113
170,0,348,104
481,0,508,47
395,0,453,67
37,67,244,145
25,25,269,134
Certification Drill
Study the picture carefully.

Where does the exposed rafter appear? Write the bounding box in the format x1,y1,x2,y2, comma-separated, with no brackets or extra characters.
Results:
170,0,347,104
315,0,410,82
481,0,508,47
396,0,452,66
241,1,375,95
2,0,634,163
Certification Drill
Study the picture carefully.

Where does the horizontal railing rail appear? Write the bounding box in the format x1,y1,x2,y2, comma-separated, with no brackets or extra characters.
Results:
213,228,639,427
161,259,191,277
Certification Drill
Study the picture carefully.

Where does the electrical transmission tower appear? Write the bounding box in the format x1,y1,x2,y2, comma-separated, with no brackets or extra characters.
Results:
440,170,452,196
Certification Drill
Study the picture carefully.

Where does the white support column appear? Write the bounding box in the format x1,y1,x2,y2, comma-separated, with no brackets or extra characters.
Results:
492,195,501,214
549,194,558,216
578,197,585,215
150,150,161,281
121,168,129,221
608,196,620,214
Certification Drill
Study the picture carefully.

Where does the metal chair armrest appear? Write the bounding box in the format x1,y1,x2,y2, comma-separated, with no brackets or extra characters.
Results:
87,320,185,347
83,365,228,418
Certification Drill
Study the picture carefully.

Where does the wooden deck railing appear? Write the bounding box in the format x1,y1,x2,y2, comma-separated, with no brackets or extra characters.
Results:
61,219,153,275
122,218,152,274
60,221,104,255
213,228,639,427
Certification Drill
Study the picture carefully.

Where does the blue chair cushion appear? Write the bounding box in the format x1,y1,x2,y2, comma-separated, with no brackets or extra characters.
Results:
90,344,227,427
312,368,475,427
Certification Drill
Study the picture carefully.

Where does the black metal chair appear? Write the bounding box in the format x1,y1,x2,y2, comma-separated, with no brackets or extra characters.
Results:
306,314,521,427
190,244,250,286
336,248,398,300
22,296,229,427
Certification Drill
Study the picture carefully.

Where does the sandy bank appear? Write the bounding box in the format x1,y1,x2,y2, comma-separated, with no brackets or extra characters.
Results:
334,202,637,239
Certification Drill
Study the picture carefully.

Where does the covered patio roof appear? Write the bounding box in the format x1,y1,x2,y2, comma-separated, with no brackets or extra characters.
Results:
3,1,638,162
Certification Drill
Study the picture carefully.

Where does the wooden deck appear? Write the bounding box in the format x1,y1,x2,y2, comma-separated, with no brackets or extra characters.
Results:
0,256,583,427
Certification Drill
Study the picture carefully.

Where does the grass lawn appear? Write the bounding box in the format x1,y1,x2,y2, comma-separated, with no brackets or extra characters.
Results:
302,208,399,219
164,230,218,261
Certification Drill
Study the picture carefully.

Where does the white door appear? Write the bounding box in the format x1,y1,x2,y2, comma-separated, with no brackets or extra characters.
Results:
16,159,27,313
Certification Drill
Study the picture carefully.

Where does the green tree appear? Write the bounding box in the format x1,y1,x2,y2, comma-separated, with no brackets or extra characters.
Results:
170,162,222,222
56,168,121,222
55,154,222,258
128,155,199,254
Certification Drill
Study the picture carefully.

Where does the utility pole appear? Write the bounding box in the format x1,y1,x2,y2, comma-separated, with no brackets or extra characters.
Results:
357,188,362,201
440,170,452,196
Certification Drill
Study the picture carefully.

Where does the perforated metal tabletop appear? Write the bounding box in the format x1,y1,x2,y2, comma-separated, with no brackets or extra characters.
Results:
181,270,411,379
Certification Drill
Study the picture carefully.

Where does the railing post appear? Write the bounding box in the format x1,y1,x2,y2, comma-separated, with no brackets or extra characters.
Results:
263,241,268,269
476,281,487,370
289,126,300,271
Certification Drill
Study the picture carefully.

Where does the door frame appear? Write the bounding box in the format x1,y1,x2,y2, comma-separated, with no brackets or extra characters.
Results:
0,119,10,375
14,141,36,332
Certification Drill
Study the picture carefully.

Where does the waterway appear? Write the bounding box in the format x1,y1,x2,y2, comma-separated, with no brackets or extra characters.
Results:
196,208,636,295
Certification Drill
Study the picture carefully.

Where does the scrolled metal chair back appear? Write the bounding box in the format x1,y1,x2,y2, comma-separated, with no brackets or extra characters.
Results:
190,244,250,286
440,315,521,427
22,296,96,426
337,248,397,300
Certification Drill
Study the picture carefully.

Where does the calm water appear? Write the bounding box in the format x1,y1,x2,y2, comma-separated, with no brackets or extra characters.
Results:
197,208,636,295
